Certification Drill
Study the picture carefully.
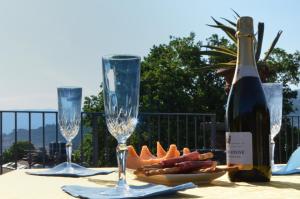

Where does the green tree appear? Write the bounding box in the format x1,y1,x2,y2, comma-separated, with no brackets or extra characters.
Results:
82,87,104,113
3,141,35,163
203,34,300,114
266,48,300,114
200,14,300,114
140,34,226,116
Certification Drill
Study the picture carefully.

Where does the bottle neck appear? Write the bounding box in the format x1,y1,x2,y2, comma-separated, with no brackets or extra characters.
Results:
237,36,256,67
233,35,259,83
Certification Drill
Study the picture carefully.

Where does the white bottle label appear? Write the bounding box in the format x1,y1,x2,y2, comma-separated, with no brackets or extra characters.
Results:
232,65,259,83
226,132,253,170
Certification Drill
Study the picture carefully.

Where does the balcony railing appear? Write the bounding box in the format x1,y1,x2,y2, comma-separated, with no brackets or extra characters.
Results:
1,111,299,175
0,111,217,174
275,115,300,163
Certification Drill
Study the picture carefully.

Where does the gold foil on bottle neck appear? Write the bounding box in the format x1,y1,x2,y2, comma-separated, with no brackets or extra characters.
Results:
236,16,254,38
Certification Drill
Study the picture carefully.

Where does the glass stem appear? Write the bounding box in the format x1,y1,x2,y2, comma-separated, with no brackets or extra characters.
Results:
271,139,275,167
116,143,129,190
66,141,72,165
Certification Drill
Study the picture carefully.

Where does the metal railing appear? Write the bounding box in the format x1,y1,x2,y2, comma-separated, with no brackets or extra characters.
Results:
275,115,300,163
0,111,217,174
1,111,298,174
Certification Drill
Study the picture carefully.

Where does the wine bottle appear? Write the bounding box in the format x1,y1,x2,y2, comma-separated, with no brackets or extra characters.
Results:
225,16,271,182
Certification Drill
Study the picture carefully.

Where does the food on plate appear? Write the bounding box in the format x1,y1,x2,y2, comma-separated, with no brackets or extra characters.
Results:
183,147,191,155
136,160,217,176
127,142,216,170
127,142,181,169
160,151,214,168
129,142,229,185
127,146,142,169
140,145,156,160
156,142,167,158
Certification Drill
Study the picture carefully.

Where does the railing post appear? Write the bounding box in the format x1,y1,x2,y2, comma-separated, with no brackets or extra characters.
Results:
158,115,161,141
0,112,2,174
92,114,99,166
55,112,60,163
42,113,46,168
176,115,179,148
28,112,32,168
279,118,282,163
291,116,294,151
185,115,188,148
202,116,206,149
167,116,170,146
210,115,217,150
80,112,84,164
194,116,197,150
298,116,300,148
285,117,288,162
14,112,17,169
137,114,141,152
147,116,152,148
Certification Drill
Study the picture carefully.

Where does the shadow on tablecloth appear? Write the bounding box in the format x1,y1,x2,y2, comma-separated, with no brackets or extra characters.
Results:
248,177,300,191
204,177,300,191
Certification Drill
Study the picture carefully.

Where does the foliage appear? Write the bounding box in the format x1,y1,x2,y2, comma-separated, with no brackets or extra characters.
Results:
200,10,300,114
200,11,283,78
74,133,93,165
140,33,226,116
2,141,35,163
83,86,104,113
204,34,300,114
266,48,300,114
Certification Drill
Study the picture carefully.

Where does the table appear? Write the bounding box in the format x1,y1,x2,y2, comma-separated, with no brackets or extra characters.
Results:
0,168,300,199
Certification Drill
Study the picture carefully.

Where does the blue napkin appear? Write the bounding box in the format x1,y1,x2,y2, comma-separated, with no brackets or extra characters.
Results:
272,147,300,175
27,162,113,177
62,182,197,199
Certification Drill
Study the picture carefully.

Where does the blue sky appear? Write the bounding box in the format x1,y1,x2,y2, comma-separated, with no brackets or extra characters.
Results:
0,0,299,110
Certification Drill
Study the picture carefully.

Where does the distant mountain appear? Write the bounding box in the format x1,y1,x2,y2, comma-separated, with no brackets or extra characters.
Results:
2,124,87,151
1,112,57,135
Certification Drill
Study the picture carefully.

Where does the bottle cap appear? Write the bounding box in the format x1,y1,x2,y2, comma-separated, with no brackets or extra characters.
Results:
236,16,254,37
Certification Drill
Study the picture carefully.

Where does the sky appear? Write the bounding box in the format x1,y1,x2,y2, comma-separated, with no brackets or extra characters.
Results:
0,0,300,110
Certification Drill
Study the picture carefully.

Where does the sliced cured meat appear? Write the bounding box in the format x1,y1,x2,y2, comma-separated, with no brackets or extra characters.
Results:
175,160,215,173
161,151,201,168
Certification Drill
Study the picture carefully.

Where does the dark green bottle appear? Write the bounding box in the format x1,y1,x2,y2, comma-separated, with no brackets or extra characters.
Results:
225,16,271,182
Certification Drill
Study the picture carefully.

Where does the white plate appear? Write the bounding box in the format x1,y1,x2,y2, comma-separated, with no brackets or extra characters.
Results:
134,171,226,186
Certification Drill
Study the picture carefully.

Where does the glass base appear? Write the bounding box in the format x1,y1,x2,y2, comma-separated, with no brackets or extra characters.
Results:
116,179,130,193
50,162,87,175
101,186,133,198
27,162,113,177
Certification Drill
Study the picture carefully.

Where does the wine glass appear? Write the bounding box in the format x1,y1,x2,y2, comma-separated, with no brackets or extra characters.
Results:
262,83,283,168
57,87,82,173
102,55,140,192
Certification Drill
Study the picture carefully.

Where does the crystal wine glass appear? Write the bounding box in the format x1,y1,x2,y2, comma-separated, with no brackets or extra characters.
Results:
57,87,82,173
262,83,283,168
102,55,140,192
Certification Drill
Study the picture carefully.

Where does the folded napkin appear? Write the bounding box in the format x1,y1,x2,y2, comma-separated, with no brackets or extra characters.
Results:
27,162,113,177
272,147,300,175
62,182,196,199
